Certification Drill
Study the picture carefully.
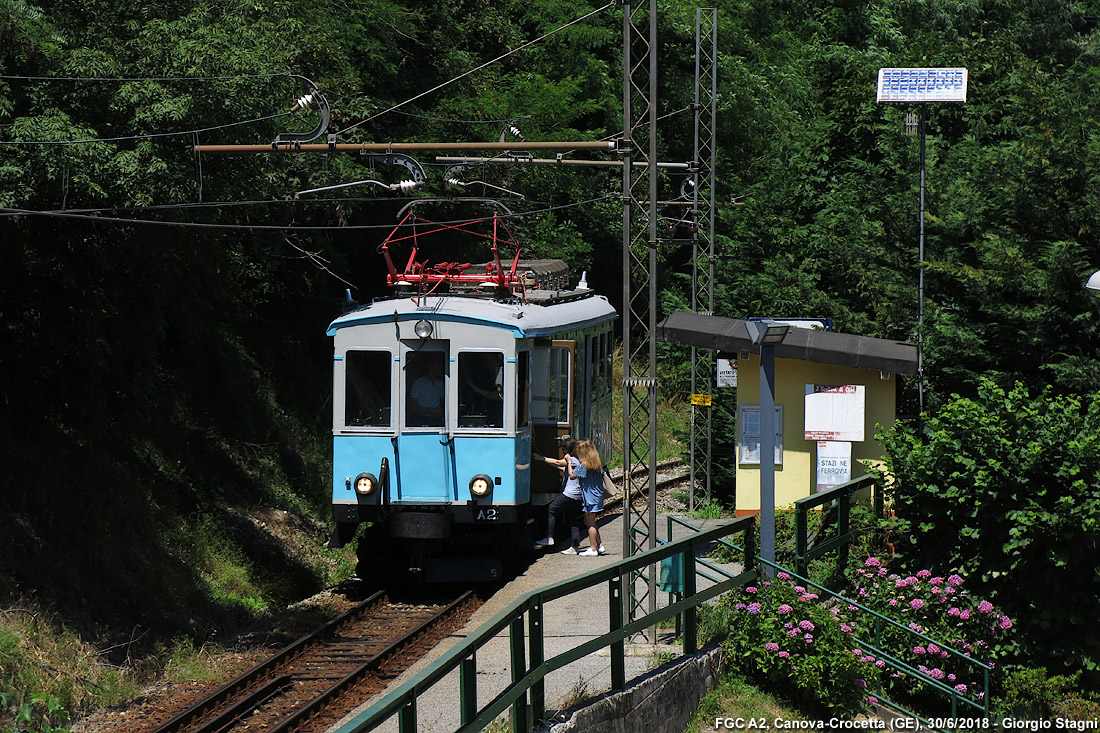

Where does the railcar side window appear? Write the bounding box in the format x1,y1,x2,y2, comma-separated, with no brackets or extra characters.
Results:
458,352,504,428
344,350,391,427
517,351,531,429
406,351,446,428
531,347,570,424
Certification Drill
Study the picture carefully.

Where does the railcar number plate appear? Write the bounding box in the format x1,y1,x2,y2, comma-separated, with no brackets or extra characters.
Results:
475,507,499,521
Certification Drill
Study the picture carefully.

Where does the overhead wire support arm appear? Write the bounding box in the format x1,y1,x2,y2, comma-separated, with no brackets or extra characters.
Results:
192,141,619,154
434,156,690,171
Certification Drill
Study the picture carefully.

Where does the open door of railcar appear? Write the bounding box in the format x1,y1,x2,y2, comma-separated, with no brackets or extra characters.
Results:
530,339,575,500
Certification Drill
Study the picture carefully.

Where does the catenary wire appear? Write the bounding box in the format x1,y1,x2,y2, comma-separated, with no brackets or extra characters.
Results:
0,194,618,231
340,2,615,135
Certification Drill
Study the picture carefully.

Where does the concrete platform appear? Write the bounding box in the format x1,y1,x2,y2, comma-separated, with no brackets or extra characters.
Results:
327,510,744,733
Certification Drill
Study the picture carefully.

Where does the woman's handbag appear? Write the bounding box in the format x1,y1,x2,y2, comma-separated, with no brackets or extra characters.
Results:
601,469,618,500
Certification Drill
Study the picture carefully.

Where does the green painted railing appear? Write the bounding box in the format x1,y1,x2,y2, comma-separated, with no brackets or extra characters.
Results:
332,517,759,733
793,474,879,578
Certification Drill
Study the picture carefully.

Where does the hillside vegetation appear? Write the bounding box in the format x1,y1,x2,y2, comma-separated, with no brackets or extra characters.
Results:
3,0,1100,724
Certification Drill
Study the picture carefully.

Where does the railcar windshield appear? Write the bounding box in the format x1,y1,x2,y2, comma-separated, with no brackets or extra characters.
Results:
344,350,392,427
458,352,504,428
406,350,447,428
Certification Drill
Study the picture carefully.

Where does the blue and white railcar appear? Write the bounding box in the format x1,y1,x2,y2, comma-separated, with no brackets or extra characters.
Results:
326,209,616,582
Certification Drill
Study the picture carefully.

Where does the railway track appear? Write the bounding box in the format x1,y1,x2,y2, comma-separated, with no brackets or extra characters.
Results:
147,590,480,733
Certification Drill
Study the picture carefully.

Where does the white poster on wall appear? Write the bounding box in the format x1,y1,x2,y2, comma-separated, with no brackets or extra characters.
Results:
804,384,865,441
816,441,852,492
717,358,737,388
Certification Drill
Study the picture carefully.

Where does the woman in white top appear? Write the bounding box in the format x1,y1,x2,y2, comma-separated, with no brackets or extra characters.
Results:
533,438,584,553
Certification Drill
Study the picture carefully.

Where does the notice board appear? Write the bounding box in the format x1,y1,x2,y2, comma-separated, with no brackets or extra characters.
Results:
804,384,865,441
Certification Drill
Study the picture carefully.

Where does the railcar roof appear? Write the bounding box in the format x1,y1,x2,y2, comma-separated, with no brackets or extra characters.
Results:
327,289,617,338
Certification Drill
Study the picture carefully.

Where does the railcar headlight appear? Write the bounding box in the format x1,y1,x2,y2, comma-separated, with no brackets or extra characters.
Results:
469,474,493,497
414,319,434,339
354,471,379,495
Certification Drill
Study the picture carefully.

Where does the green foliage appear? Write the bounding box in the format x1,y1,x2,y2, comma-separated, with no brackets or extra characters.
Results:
710,575,879,717
872,378,1100,675
1,693,71,733
995,666,1100,721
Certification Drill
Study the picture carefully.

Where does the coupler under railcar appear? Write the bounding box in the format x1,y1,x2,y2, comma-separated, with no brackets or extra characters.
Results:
345,505,538,584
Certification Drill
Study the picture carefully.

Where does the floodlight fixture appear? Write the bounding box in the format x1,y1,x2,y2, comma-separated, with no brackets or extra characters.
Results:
1088,271,1100,291
745,320,791,346
876,66,968,429
877,67,968,104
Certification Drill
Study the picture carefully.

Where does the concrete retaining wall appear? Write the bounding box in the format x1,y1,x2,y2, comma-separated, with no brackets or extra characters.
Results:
544,647,726,733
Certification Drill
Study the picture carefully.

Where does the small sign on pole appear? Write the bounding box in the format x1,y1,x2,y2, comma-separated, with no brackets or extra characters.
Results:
690,393,712,407
816,441,852,492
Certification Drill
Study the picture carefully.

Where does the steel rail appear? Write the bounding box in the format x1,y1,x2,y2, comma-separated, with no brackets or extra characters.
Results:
150,590,388,733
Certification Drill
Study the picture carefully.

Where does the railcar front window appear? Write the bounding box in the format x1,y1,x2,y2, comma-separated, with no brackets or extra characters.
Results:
344,350,391,427
406,350,446,428
458,352,504,428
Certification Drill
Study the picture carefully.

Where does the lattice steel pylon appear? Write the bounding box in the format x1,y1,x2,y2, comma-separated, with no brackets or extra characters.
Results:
689,8,718,511
620,0,660,636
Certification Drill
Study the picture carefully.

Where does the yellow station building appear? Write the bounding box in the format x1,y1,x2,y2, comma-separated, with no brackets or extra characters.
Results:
657,313,919,514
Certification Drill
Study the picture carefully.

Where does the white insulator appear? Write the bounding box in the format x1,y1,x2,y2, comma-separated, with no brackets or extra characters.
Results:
446,178,464,186
392,180,419,191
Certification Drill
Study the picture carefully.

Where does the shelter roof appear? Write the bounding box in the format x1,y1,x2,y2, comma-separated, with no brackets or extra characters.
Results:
656,312,918,375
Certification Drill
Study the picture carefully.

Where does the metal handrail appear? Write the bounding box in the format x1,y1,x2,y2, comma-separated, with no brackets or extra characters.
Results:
793,474,878,577
332,517,758,733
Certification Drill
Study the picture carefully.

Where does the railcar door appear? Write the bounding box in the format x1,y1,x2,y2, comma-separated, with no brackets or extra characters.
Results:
530,339,575,495
395,346,454,501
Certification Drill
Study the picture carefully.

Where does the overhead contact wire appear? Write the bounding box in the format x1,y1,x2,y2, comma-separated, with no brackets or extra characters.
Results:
341,2,615,135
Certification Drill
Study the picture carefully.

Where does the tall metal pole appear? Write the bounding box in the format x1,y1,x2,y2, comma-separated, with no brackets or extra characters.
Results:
620,0,660,637
759,345,776,575
689,8,717,511
917,110,926,427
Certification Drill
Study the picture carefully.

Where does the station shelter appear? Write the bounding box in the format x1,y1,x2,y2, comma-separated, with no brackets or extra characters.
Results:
657,312,918,515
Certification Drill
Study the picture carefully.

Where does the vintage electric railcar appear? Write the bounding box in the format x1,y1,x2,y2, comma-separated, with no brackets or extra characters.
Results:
326,206,616,582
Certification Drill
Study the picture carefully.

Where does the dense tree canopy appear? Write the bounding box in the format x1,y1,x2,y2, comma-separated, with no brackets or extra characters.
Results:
2,0,1100,677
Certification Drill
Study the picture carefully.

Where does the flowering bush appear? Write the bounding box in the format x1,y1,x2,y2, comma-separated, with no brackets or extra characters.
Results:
713,572,880,716
847,556,1014,706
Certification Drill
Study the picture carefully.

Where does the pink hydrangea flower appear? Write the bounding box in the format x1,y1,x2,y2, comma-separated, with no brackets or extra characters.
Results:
765,642,779,651
978,600,994,614
778,604,793,614
947,574,964,587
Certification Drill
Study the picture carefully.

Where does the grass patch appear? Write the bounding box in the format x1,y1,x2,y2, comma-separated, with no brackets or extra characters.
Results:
608,349,692,469
687,673,809,731
0,605,144,728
